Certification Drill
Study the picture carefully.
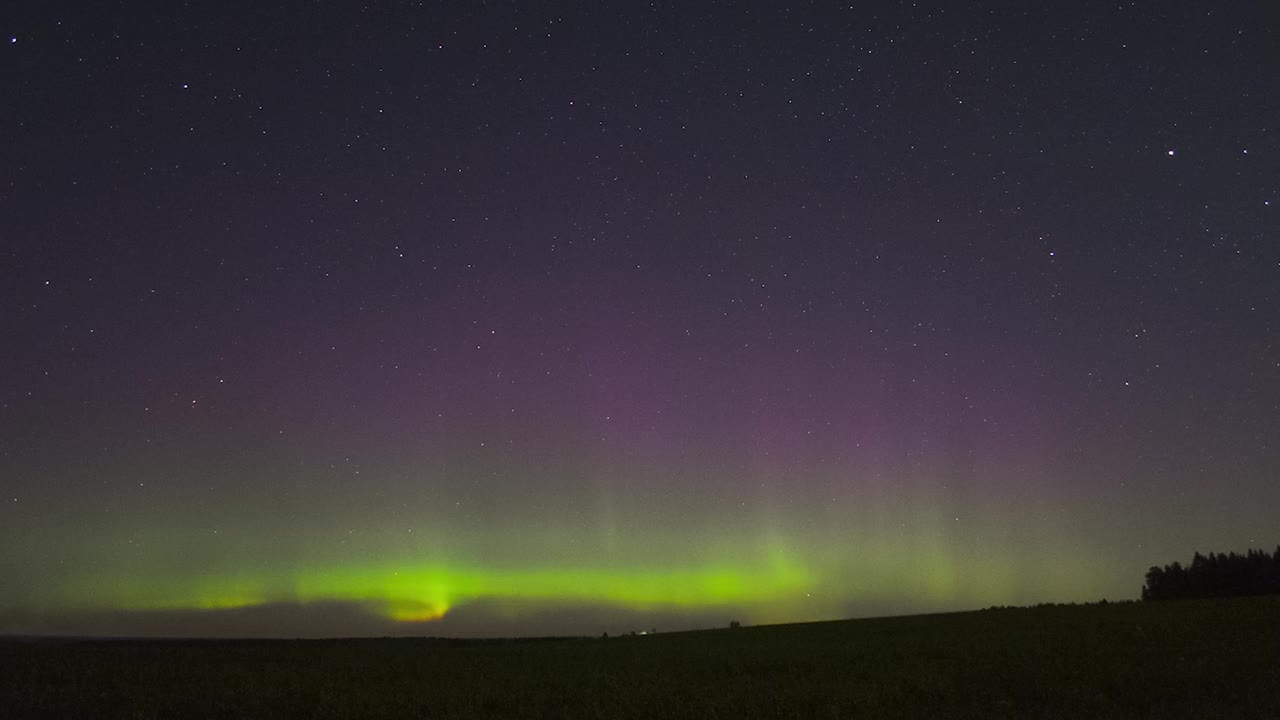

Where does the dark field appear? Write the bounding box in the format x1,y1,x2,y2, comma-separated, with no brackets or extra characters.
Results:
3,597,1279,719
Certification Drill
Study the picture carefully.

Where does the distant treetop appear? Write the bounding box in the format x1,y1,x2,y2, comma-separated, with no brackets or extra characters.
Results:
1142,546,1280,601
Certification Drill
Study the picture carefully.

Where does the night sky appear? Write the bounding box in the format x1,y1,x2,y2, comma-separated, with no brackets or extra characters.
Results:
3,1,1277,638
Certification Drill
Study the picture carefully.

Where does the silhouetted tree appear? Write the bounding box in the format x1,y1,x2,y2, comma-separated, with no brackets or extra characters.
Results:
1143,546,1280,600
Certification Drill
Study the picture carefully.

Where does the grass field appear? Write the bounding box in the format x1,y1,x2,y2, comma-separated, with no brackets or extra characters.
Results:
2,596,1279,719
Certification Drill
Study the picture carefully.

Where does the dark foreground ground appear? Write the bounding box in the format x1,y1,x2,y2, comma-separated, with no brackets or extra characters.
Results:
3,596,1279,719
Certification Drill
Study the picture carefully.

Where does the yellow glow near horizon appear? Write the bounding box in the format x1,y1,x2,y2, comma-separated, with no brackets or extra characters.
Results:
58,555,818,625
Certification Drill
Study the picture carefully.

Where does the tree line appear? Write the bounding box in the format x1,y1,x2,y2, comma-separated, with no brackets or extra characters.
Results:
1142,547,1280,601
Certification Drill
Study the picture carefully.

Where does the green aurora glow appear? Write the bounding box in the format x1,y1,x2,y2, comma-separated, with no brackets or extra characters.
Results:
5,436,1269,637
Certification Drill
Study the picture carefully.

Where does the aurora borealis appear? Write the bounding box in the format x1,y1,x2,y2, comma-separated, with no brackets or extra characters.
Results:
2,2,1277,637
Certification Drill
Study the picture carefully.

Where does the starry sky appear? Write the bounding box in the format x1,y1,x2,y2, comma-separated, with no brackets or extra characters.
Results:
2,1,1277,638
